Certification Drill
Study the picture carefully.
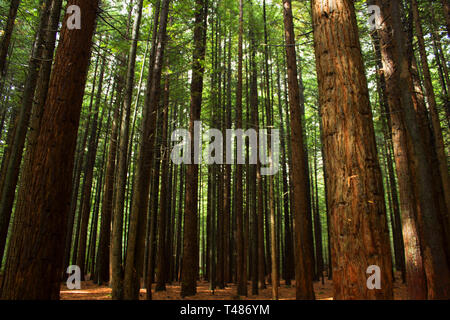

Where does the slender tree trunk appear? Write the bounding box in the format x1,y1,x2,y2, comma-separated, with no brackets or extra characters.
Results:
234,0,247,297
180,0,208,297
248,12,258,295
76,54,106,280
96,76,122,285
111,0,145,300
124,0,170,300
155,70,171,292
282,0,315,300
312,128,324,283
223,29,232,285
411,0,450,232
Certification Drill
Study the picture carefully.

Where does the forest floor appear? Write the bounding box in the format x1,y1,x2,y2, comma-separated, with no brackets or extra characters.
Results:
60,272,407,300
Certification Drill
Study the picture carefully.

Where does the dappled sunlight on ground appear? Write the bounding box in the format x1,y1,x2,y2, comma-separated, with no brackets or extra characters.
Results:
60,272,407,300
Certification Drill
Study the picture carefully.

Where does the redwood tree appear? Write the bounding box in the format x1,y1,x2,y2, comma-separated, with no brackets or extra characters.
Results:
311,0,394,300
0,0,99,299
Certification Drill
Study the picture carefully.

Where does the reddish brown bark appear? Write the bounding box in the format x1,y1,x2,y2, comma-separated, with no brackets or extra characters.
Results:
0,0,99,299
311,0,393,300
372,0,426,299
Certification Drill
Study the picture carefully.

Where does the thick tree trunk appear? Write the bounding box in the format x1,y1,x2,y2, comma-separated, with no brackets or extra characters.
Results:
390,0,450,299
372,0,426,299
0,0,61,261
311,0,394,300
0,0,99,299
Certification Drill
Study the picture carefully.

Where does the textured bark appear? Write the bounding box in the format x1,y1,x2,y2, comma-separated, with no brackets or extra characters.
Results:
0,0,99,299
311,0,393,300
282,0,315,300
180,0,208,297
0,0,61,261
390,0,450,299
372,0,426,299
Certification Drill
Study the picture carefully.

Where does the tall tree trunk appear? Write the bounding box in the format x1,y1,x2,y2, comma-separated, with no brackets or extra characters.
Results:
261,0,278,300
111,0,145,300
0,0,99,299
312,127,324,283
96,75,123,285
180,0,208,297
411,0,450,233
282,0,315,300
155,69,171,292
234,0,247,297
390,0,450,299
124,0,170,300
0,0,62,261
223,28,232,285
75,54,106,280
311,0,394,299
372,0,426,299
276,54,292,286
248,9,258,295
